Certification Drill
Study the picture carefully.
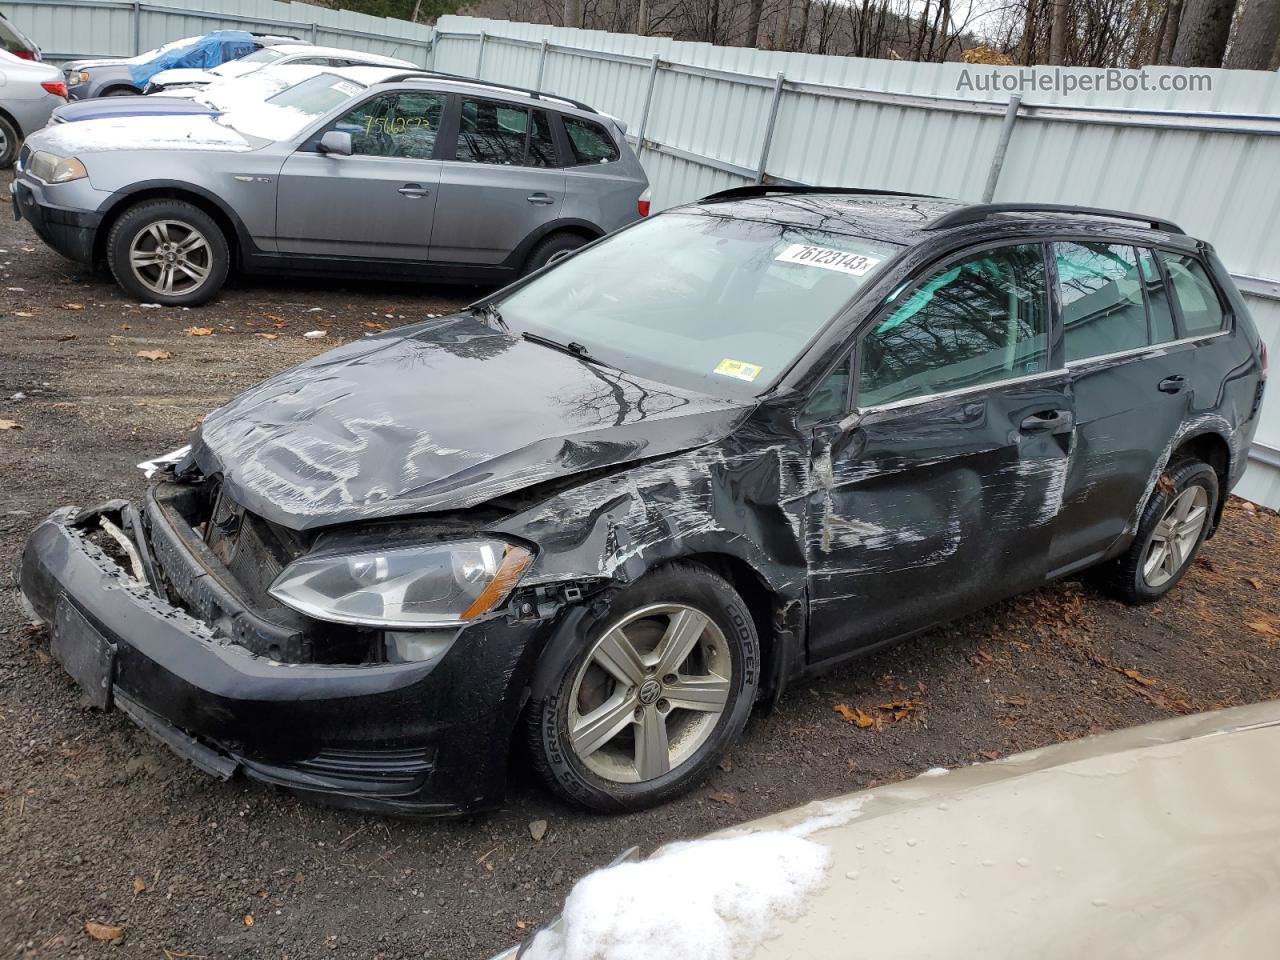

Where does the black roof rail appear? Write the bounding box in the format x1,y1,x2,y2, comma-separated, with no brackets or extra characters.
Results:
701,185,941,203
924,202,1184,234
393,73,598,113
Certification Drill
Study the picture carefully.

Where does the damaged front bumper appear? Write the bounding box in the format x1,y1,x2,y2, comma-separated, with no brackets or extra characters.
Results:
18,497,547,816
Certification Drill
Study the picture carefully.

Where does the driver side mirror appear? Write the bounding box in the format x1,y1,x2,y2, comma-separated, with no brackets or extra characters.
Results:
318,131,353,157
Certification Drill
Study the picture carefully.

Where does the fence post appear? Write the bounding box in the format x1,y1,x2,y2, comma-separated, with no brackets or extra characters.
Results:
132,1,141,55
309,22,318,43
982,94,1022,202
475,30,487,79
635,53,660,154
535,39,550,90
755,72,786,184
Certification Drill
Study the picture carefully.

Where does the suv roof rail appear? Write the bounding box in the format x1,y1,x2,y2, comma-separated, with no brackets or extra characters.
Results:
395,73,598,113
924,202,1185,234
700,185,940,203
252,32,302,40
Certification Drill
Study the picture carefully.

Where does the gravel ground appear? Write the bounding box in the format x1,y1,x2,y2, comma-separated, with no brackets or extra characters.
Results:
3,170,1280,958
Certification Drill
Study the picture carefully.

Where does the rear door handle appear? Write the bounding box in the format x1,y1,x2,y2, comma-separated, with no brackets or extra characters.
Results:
1158,375,1186,394
1021,409,1074,433
398,183,429,198
527,193,556,205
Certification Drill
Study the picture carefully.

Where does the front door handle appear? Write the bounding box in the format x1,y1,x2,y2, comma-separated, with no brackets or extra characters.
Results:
1020,409,1074,433
1158,375,1186,394
527,193,556,205
398,183,429,198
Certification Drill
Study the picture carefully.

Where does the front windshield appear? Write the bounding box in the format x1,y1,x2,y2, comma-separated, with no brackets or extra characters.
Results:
219,73,365,139
234,47,286,66
497,212,899,397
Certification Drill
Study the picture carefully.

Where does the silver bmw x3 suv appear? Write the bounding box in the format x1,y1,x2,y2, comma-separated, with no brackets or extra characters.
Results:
13,71,649,304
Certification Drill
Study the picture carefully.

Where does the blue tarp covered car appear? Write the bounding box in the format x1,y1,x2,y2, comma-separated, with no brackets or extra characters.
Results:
62,31,259,99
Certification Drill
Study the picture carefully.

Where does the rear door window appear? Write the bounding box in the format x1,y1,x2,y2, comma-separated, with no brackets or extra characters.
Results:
1055,242,1148,362
1161,252,1226,335
562,115,620,165
857,244,1049,406
1136,248,1178,344
456,98,557,167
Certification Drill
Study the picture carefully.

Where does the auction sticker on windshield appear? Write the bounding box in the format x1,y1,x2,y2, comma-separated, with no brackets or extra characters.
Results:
715,358,763,382
776,244,882,277
332,80,361,96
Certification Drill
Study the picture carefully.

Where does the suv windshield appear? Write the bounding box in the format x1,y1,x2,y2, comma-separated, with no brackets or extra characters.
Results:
497,212,899,397
219,73,366,139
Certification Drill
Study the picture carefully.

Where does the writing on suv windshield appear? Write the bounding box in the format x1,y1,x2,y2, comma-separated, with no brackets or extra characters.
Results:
497,212,899,396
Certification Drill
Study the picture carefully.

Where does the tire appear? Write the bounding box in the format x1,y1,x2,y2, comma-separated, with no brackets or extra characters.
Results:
1100,458,1219,605
526,562,760,812
106,200,229,306
103,87,140,97
522,232,588,275
0,114,18,168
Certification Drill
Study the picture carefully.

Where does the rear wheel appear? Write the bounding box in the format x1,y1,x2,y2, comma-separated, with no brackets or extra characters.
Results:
0,115,18,168
525,563,759,811
1101,458,1218,604
522,231,588,275
106,200,229,306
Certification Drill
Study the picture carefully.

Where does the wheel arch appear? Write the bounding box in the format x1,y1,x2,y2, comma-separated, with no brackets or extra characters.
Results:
94,182,250,267
1170,430,1231,534
0,104,23,138
510,217,605,271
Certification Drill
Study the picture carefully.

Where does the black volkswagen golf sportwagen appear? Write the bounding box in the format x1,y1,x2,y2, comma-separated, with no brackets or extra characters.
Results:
19,187,1266,814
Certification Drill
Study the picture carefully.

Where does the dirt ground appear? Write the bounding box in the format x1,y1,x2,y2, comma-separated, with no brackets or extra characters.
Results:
3,169,1280,959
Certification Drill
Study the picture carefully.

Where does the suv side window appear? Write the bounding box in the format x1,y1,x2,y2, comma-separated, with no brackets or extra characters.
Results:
1161,252,1226,335
857,244,1048,407
456,98,557,167
335,92,444,160
1055,241,1147,362
1137,248,1178,343
562,116,620,165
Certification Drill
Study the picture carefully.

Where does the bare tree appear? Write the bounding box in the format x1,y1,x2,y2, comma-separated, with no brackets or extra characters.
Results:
1048,0,1069,61
1171,0,1238,64
1225,0,1280,68
565,0,583,27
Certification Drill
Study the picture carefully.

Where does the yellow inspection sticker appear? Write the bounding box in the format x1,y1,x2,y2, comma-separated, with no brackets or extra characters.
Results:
715,358,763,382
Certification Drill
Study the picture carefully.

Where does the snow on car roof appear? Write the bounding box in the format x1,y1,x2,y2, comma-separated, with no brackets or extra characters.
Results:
37,113,254,153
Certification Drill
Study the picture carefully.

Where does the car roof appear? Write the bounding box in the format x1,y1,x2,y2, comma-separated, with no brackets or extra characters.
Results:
384,75,603,119
686,187,1196,247
269,43,410,61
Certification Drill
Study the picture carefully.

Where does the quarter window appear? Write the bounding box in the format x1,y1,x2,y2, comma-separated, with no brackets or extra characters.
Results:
1055,242,1147,362
1162,252,1225,335
456,99,557,167
562,116,620,165
335,92,443,160
858,244,1048,407
1137,248,1177,343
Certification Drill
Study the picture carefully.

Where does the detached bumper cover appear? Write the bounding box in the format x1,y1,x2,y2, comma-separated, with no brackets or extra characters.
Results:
11,178,101,264
18,504,545,815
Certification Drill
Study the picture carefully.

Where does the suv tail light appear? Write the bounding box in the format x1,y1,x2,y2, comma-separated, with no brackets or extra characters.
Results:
637,188,651,218
41,80,67,98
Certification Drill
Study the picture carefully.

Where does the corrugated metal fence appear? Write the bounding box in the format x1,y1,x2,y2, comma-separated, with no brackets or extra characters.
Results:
3,0,433,63
430,15,1280,507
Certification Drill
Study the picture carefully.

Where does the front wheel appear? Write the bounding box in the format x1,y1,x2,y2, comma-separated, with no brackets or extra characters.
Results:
525,563,759,812
0,115,19,168
106,200,229,306
1101,458,1219,604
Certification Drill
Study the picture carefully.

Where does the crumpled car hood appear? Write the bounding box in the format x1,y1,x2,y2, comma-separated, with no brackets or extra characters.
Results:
192,315,754,531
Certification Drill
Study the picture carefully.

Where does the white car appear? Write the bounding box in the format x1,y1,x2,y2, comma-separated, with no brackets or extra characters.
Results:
143,43,419,93
0,49,66,165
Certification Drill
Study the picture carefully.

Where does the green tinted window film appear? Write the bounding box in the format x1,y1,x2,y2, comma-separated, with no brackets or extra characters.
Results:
1137,248,1177,344
1162,252,1225,335
1056,242,1148,362
858,244,1048,406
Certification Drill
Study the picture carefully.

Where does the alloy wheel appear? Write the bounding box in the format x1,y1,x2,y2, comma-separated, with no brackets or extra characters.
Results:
1142,485,1209,588
568,603,731,783
128,220,212,297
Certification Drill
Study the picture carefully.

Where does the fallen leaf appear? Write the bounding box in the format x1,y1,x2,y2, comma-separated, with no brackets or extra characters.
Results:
186,326,214,337
1247,620,1280,637
978,750,1000,761
61,302,84,310
718,757,734,772
364,321,388,331
1003,694,1031,707
265,314,287,326
254,332,278,340
84,920,127,943
136,350,172,361
243,914,254,927
132,876,146,896
833,703,881,729
34,648,50,664
14,310,33,317
876,698,923,721
118,323,130,330
1247,577,1264,590
1122,668,1157,687
707,790,737,805
516,920,529,930
0,418,19,430
528,819,548,842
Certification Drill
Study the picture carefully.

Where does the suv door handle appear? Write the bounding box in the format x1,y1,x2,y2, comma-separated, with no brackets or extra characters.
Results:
398,184,429,198
1020,409,1074,433
1158,375,1186,394
527,193,556,205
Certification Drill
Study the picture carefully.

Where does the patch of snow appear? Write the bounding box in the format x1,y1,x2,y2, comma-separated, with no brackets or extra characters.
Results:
196,64,327,113
218,101,317,142
920,767,950,778
34,115,252,154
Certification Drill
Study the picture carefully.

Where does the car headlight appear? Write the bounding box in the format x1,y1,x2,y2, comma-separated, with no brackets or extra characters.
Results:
66,71,90,85
268,539,533,627
28,151,87,184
